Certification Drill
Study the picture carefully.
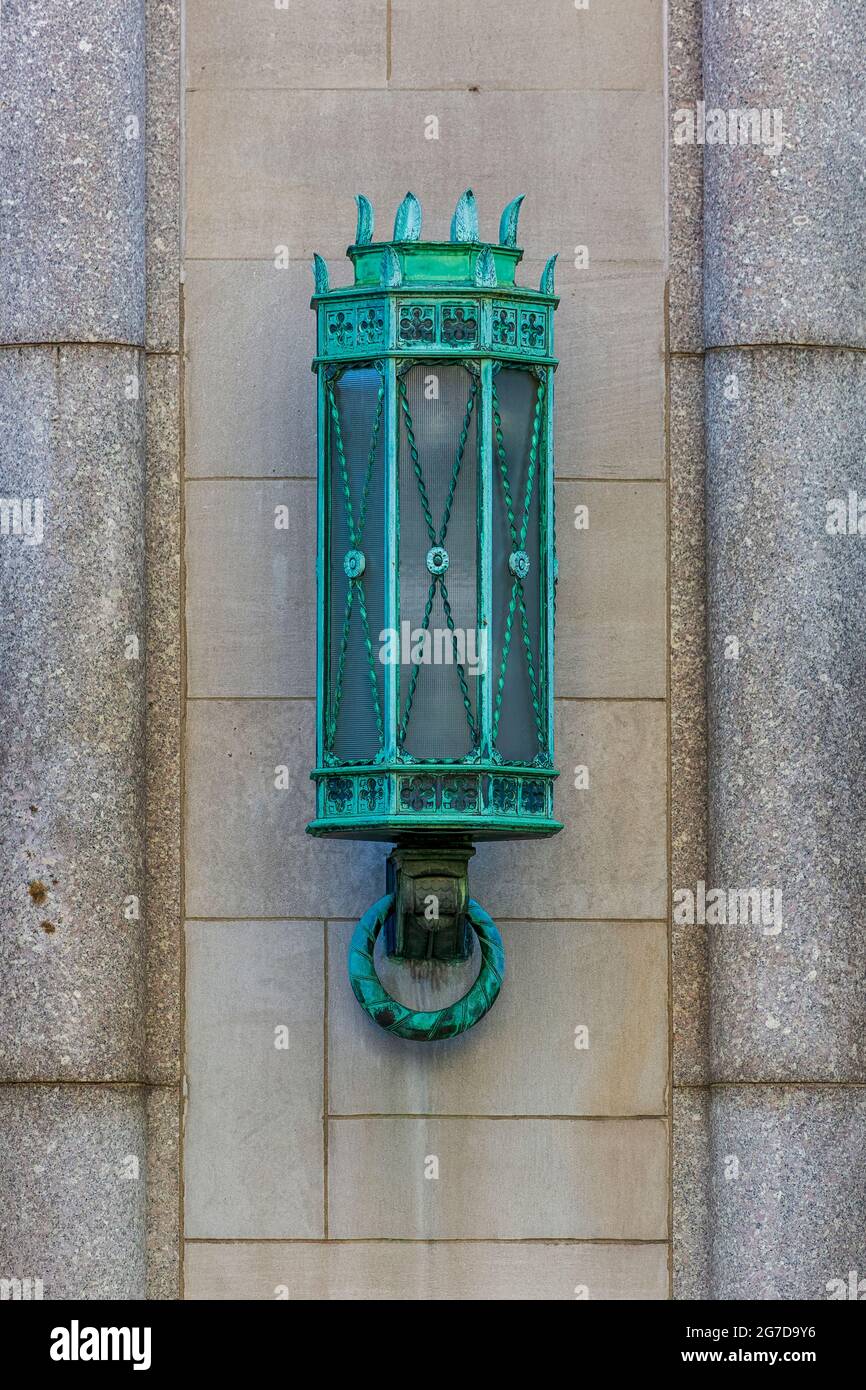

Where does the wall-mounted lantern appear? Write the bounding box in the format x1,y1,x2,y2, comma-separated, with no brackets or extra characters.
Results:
309,190,560,1041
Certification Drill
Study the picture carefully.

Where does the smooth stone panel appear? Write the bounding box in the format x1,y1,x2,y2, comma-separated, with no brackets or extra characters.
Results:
145,355,182,1083
329,921,668,1117
186,1238,668,1301
186,0,387,90
391,0,663,93
703,0,865,348
186,90,665,264
0,0,146,343
0,347,146,1079
329,1117,667,1239
555,481,666,698
672,1087,710,1300
552,269,666,480
670,357,708,1085
184,920,324,1239
667,0,703,351
473,700,667,922
184,700,381,920
145,0,182,351
710,1085,866,1300
706,349,866,1081
186,480,316,698
183,260,334,479
0,1085,147,1300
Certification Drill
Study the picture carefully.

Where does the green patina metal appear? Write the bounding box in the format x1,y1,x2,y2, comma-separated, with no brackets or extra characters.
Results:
348,893,505,1042
309,191,560,1040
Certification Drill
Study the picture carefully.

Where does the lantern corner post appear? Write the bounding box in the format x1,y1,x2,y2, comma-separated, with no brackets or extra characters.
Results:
543,361,556,760
314,360,329,780
382,351,400,767
478,356,495,764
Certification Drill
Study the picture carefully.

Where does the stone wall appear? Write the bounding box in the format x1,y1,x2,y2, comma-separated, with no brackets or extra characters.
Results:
671,0,866,1300
7,0,859,1303
701,0,866,1301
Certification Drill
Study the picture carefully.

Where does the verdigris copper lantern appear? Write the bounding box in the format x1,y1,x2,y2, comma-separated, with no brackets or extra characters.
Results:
309,190,560,1040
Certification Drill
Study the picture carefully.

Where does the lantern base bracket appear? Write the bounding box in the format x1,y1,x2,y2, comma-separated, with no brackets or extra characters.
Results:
384,842,475,964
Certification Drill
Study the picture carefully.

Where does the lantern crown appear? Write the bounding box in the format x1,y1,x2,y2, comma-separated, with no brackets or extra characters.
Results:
311,191,559,368
312,190,558,297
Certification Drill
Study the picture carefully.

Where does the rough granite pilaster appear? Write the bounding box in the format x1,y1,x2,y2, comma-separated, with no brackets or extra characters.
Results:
707,348,866,1083
703,0,865,349
669,0,711,1300
0,348,147,1079
0,0,155,1299
0,1087,147,1300
710,1087,866,1300
143,0,183,1298
0,0,146,344
702,0,866,1300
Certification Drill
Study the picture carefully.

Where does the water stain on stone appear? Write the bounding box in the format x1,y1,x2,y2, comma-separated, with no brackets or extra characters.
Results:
28,880,48,905
41,921,55,934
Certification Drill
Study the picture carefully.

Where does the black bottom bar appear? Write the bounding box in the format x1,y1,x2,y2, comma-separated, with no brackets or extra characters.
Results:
4,1299,862,1374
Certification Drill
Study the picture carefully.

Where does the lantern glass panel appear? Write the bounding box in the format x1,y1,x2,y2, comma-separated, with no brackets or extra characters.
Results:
491,365,544,765
397,360,480,762
327,364,386,763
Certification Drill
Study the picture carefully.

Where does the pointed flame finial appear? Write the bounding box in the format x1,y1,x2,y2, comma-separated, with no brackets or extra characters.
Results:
354,195,374,246
312,253,330,294
451,189,479,243
393,191,422,241
540,254,558,294
499,195,524,248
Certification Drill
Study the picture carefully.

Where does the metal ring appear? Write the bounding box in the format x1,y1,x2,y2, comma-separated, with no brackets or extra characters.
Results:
348,894,505,1041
